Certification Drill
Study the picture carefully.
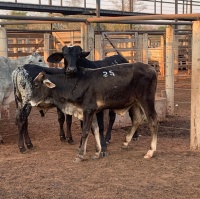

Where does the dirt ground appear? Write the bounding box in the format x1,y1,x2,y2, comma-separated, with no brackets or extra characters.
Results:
1,71,199,199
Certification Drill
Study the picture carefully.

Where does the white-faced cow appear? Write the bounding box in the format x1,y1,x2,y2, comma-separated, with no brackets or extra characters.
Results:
0,52,48,143
47,45,139,155
22,62,158,162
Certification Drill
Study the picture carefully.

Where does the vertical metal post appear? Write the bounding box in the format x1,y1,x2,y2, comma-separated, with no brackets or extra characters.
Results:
154,0,156,14
190,21,200,150
84,0,86,11
175,0,178,29
165,25,175,116
160,0,163,14
96,0,100,31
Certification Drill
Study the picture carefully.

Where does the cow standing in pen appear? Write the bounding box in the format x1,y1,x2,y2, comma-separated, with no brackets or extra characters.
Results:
19,62,158,162
47,45,139,155
12,49,137,154
0,52,48,143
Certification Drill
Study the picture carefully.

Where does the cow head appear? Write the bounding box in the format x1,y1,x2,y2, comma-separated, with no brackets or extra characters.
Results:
47,45,90,74
27,52,48,67
29,72,55,107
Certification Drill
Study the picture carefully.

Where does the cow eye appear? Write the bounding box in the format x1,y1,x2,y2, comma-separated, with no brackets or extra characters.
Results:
38,59,42,62
34,83,39,88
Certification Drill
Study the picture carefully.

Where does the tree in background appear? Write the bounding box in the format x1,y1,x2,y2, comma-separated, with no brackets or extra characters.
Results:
109,0,146,12
63,0,82,7
3,11,28,29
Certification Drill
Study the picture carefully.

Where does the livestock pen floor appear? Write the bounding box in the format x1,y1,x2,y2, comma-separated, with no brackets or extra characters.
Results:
1,71,200,199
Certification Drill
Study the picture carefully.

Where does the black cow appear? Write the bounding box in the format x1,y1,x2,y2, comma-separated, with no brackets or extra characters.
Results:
25,62,158,162
47,45,138,154
11,51,133,154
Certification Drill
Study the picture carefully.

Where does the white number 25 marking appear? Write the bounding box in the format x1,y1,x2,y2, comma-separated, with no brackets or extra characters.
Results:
103,70,115,77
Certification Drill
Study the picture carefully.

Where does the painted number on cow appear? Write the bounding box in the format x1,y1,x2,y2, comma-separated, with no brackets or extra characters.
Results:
103,70,115,77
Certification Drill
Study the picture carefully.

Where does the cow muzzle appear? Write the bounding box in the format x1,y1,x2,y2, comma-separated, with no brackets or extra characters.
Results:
66,66,77,74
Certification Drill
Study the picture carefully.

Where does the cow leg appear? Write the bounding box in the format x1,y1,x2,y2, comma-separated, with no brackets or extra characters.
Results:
91,116,101,160
16,104,33,153
0,134,3,144
56,108,66,142
66,114,74,144
21,104,33,151
75,110,95,162
96,111,108,157
141,101,158,159
105,110,116,144
128,109,139,141
122,104,144,149
57,108,74,144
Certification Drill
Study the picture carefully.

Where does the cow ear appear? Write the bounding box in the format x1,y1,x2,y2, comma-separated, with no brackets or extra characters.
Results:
34,72,45,81
47,52,63,63
43,79,56,88
80,51,90,58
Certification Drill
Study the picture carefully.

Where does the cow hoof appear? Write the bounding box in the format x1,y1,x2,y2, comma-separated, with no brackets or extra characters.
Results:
73,155,84,163
105,140,110,145
19,147,27,153
92,154,100,160
144,150,154,159
27,143,34,150
100,151,109,157
60,136,66,142
121,143,128,149
67,138,74,145
132,137,139,141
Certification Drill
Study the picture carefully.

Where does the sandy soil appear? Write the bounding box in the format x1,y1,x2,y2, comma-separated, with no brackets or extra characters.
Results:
1,71,199,199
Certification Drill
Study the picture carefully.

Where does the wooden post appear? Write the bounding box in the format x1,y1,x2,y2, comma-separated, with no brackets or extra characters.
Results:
135,33,142,62
0,27,9,119
174,35,179,75
0,27,8,57
81,23,94,61
13,38,18,59
190,21,200,150
44,33,51,64
187,35,192,75
159,35,165,77
94,34,103,60
142,33,148,64
70,31,74,45
128,34,134,63
165,25,174,115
